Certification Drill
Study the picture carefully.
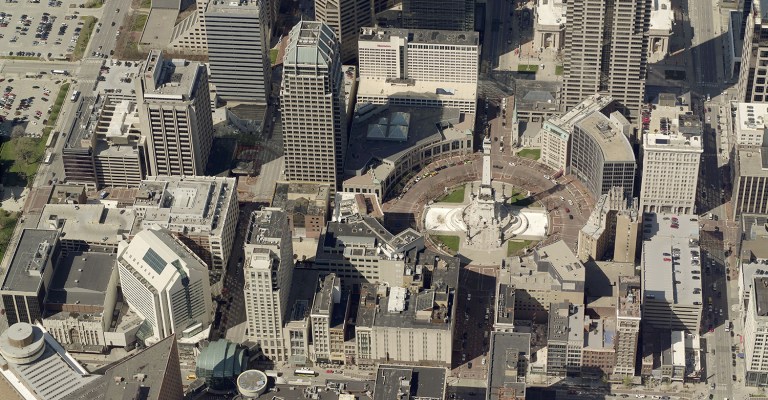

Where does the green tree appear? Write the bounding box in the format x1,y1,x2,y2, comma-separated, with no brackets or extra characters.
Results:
15,137,39,165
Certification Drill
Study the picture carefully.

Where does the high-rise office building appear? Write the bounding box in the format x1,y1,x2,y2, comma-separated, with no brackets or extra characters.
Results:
116,228,213,345
136,50,214,177
738,0,768,103
206,0,271,105
315,0,372,62
281,21,347,187
639,95,703,214
562,0,651,121
243,209,294,362
614,276,641,376
401,0,474,31
746,276,768,386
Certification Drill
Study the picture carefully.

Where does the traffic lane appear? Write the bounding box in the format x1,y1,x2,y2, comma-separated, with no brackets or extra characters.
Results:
453,265,495,378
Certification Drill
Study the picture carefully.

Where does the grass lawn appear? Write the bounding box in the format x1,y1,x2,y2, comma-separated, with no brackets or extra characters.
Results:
131,14,148,32
517,64,539,72
517,148,540,160
555,65,564,75
141,0,152,8
269,49,279,64
72,16,97,61
507,240,534,256
434,235,460,252
507,190,535,207
0,209,19,263
48,83,70,126
437,186,465,203
84,0,104,7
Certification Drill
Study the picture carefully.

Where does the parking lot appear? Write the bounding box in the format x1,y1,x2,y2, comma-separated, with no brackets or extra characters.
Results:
0,76,67,137
0,0,103,60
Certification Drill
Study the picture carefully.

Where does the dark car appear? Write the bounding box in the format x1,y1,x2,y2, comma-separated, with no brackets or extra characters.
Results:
733,375,737,381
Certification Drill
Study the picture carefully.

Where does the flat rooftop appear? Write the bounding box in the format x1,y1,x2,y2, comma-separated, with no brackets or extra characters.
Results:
738,147,768,177
1,229,59,293
139,50,201,100
359,27,479,46
207,0,262,13
46,252,116,307
357,77,476,102
373,365,446,400
736,102,768,138
536,0,565,27
487,332,530,400
650,0,673,31
547,94,614,131
755,277,768,317
618,275,642,318
135,176,236,236
37,204,136,246
312,274,336,316
584,317,616,350
641,213,703,305
287,269,321,323
247,209,288,243
345,104,472,177
271,182,330,217
644,104,703,151
548,302,584,344
575,112,635,162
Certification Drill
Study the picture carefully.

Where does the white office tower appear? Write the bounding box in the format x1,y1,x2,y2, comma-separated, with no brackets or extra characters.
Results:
639,96,703,214
356,28,479,113
136,50,214,177
281,22,347,188
116,228,213,345
243,209,294,362
562,0,651,121
315,0,372,62
746,277,768,386
206,0,272,105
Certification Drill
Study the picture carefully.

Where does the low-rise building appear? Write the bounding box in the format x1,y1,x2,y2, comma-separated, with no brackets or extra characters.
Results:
314,215,425,287
739,215,768,312
513,80,560,125
37,203,137,253
648,0,673,61
283,269,320,367
546,302,585,376
501,240,586,323
133,176,239,269
271,183,331,240
373,365,447,400
343,105,473,198
310,273,341,363
41,251,122,352
355,250,459,366
533,0,565,51
581,316,616,378
641,213,702,332
487,332,530,400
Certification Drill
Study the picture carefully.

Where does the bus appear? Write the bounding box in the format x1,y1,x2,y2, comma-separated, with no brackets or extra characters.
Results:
44,151,53,164
70,91,80,102
294,369,317,377
51,69,69,75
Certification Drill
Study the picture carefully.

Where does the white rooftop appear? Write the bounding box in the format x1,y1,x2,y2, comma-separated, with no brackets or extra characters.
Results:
644,104,703,151
37,204,136,246
650,0,673,32
536,0,565,27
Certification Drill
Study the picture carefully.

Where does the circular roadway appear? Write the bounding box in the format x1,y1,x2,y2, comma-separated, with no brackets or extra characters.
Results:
382,151,596,257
